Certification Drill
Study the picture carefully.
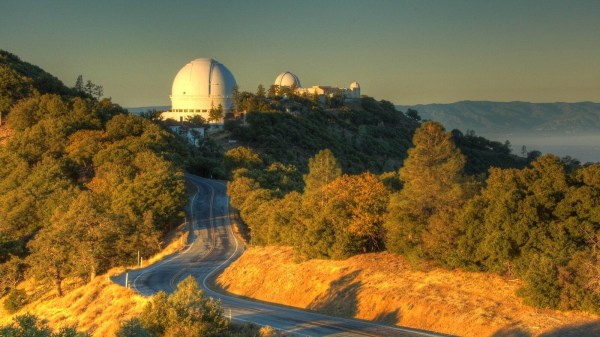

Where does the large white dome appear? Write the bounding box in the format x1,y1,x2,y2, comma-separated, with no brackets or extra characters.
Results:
171,58,236,98
164,58,237,123
274,71,301,88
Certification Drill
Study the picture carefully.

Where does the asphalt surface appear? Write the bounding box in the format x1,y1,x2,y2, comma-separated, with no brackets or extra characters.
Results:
113,174,452,337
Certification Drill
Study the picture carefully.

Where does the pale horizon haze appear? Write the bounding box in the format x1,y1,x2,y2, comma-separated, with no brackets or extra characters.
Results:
1,0,599,107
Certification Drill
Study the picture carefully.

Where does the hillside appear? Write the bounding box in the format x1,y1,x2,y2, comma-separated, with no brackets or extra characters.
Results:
0,274,148,336
225,98,528,176
217,246,600,337
0,50,80,98
397,101,600,134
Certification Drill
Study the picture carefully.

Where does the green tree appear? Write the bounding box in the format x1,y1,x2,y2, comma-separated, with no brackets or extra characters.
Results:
0,314,89,337
231,85,240,113
140,276,228,337
294,150,343,259
117,318,152,337
53,191,123,281
0,255,26,294
3,288,27,313
256,84,266,99
27,221,76,296
0,64,33,125
224,147,263,175
406,109,421,121
185,114,206,127
74,75,84,92
6,94,40,131
323,173,390,254
84,79,103,99
385,121,473,261
208,104,223,123
302,149,341,195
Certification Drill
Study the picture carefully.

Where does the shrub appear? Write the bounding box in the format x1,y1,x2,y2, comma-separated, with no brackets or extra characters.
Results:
3,288,27,313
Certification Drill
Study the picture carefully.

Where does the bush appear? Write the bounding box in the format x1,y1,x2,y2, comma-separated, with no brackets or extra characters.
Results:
518,255,562,309
3,288,27,313
117,318,151,337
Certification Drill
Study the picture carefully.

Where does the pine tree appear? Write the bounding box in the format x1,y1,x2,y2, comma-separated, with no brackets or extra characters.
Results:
385,121,472,261
303,149,341,195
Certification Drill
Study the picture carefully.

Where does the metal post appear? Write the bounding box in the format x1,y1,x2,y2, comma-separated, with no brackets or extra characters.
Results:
140,257,143,268
125,272,129,288
137,251,140,267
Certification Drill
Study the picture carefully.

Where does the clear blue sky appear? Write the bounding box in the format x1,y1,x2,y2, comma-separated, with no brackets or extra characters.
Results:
2,0,599,107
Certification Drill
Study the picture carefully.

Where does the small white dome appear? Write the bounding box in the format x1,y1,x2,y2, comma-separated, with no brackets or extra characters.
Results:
274,71,301,88
349,81,360,89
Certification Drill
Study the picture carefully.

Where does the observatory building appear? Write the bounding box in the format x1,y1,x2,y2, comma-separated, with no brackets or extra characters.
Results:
161,58,236,123
274,71,302,88
274,71,360,100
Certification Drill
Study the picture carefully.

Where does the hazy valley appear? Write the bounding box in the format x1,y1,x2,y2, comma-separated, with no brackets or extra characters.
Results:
397,101,600,163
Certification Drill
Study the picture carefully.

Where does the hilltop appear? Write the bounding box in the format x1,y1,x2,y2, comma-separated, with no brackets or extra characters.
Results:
223,97,528,177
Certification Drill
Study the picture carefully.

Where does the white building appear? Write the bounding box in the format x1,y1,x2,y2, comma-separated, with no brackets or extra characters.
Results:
274,71,361,100
161,58,237,123
274,71,301,88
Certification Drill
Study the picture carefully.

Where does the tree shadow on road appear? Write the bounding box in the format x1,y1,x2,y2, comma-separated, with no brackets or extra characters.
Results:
491,320,600,337
490,325,532,337
539,320,600,337
307,270,362,318
374,308,401,325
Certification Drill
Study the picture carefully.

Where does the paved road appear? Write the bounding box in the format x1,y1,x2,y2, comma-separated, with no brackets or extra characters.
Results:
113,174,452,337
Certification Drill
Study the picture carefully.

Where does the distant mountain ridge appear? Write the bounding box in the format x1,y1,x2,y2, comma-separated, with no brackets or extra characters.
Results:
396,101,600,134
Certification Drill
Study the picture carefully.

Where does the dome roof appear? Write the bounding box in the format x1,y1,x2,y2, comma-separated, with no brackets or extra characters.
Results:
171,58,236,98
274,71,301,88
349,81,360,89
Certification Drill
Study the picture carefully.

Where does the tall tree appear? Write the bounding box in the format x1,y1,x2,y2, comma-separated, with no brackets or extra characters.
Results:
385,121,473,261
231,85,240,113
27,221,76,296
54,191,123,281
303,149,341,195
208,104,223,123
296,150,342,258
74,75,84,92
322,173,390,256
256,84,266,99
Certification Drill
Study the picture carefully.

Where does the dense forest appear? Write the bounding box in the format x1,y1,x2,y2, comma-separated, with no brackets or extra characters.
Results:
225,91,527,176
0,51,205,305
228,121,600,313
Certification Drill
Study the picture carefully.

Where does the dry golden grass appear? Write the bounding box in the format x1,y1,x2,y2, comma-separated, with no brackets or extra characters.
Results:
217,246,600,337
0,220,190,335
0,274,148,336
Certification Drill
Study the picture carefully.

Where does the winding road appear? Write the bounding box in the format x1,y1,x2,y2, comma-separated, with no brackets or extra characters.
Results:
113,174,451,337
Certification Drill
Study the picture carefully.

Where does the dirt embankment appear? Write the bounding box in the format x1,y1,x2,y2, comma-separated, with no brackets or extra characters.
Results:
216,246,600,337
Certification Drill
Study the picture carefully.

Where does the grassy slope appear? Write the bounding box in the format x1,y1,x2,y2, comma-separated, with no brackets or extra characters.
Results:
0,223,189,336
217,246,599,337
